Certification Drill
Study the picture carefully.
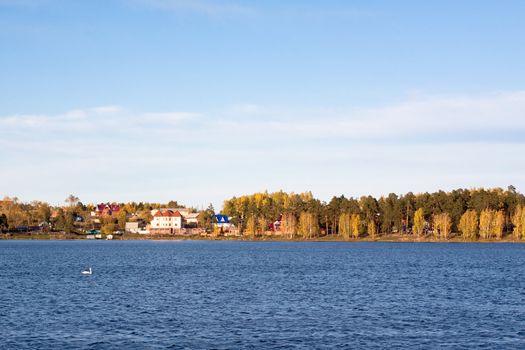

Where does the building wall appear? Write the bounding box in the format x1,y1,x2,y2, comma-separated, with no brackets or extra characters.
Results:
151,216,182,229
125,222,140,233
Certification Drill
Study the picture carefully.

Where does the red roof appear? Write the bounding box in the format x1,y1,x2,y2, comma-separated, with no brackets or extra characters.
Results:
96,203,120,213
153,210,182,218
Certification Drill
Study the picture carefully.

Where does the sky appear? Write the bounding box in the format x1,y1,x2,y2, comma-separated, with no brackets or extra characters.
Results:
1,0,525,209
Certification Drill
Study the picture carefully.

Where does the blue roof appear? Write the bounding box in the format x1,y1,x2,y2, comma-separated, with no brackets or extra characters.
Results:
213,214,229,223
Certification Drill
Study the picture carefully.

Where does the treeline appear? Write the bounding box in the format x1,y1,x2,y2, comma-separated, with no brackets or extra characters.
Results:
222,186,525,240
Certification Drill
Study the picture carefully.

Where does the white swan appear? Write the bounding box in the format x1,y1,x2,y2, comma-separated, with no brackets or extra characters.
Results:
81,267,92,275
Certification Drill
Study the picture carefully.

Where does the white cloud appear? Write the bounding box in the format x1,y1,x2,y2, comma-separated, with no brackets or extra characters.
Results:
2,91,525,145
2,91,525,206
206,91,525,141
0,106,198,133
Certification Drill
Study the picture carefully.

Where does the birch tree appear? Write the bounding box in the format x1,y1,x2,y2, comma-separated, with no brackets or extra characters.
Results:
459,210,478,240
413,208,425,238
493,210,505,239
338,213,351,239
367,220,376,239
512,205,525,240
350,214,361,239
479,209,495,239
433,212,452,240
299,212,319,239
281,213,297,239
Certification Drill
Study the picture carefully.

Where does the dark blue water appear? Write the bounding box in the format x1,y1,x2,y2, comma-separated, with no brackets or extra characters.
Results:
1,241,524,349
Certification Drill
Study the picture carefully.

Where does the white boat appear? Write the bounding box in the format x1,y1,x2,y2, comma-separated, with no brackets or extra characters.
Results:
106,234,113,240
81,267,92,275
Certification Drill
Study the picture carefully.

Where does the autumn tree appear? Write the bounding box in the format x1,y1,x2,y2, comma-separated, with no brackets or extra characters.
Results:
0,197,27,229
65,194,79,208
493,210,505,239
350,214,361,239
298,212,319,239
54,208,75,233
0,214,8,233
459,210,478,240
258,217,269,235
281,213,297,238
101,222,115,235
117,209,128,230
413,208,425,238
433,212,452,240
246,216,257,235
197,204,215,232
338,213,351,239
479,209,495,239
512,205,525,240
367,220,377,239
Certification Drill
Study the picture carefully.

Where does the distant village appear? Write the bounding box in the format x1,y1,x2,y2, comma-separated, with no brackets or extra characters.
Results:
0,196,240,239
70,202,237,239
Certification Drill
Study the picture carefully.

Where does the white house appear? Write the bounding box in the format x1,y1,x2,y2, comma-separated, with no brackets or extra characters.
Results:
150,209,182,234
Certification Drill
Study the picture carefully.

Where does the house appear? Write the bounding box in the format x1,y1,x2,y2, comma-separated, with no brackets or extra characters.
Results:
96,203,120,216
213,214,232,228
150,209,183,234
125,221,148,234
185,213,199,227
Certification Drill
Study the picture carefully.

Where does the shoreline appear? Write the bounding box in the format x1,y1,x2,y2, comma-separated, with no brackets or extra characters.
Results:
1,233,523,244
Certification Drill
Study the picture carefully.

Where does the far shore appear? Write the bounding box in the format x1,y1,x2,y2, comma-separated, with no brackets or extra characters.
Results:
1,232,523,243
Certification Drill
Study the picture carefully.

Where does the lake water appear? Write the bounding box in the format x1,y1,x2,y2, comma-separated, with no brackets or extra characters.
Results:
1,240,524,349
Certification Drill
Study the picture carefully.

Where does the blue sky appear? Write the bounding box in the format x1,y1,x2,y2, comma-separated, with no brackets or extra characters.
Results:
1,0,525,209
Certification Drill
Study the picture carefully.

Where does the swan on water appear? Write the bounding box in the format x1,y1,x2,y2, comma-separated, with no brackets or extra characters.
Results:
81,267,92,275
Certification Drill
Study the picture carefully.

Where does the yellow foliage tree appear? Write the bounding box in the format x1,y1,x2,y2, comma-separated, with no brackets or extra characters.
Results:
338,213,351,240
246,216,257,235
350,214,361,239
512,205,525,240
479,209,494,239
413,208,425,238
101,223,115,235
298,212,319,239
367,220,376,239
258,217,268,235
459,210,478,240
433,212,451,240
493,210,505,239
281,213,297,239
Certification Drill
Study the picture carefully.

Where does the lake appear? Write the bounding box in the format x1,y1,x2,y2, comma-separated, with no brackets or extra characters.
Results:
1,240,524,349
